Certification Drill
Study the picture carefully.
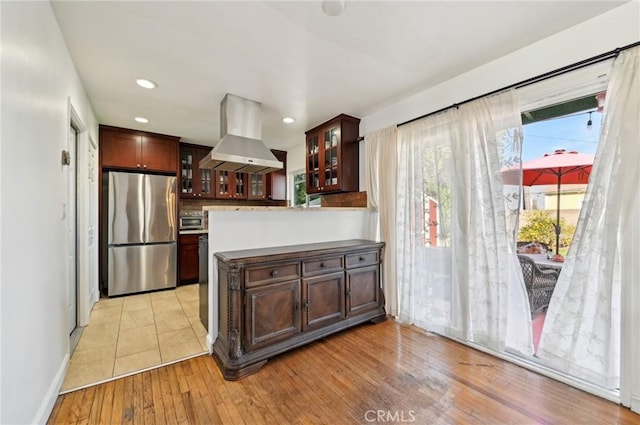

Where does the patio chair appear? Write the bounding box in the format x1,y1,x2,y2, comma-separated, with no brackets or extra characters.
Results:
517,241,551,254
517,254,559,314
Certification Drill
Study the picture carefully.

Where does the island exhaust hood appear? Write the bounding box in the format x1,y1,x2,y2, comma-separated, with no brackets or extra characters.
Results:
199,94,283,174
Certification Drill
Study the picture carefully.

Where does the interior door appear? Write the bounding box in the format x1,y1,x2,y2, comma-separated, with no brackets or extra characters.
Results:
88,140,98,304
67,125,78,334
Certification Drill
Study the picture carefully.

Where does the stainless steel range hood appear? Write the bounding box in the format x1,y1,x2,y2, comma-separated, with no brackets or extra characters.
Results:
199,94,283,174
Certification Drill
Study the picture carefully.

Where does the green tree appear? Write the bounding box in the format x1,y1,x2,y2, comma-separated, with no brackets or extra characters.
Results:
518,210,576,249
422,145,452,246
294,173,307,206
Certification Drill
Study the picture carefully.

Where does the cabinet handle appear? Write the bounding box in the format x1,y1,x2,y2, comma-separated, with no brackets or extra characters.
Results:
320,262,325,268
346,290,351,297
271,270,279,277
359,257,365,261
303,300,309,310
143,164,147,168
294,302,300,311
137,164,141,168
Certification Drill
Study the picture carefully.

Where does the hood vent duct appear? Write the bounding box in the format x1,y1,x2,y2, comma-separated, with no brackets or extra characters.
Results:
199,94,283,174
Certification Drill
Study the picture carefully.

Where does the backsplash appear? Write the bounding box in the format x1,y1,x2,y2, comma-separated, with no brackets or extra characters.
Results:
180,198,288,228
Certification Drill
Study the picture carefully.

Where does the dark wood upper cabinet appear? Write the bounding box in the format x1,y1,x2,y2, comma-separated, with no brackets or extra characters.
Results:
179,144,215,199
248,149,288,200
100,126,178,174
266,149,287,201
142,136,179,172
179,142,286,202
100,130,140,169
215,171,247,199
305,114,360,195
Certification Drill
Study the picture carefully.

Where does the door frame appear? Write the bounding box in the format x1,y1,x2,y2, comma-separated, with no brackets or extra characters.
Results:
67,121,78,335
68,100,98,330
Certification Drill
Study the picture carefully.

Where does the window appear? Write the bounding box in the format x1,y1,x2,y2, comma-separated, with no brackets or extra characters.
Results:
290,170,320,207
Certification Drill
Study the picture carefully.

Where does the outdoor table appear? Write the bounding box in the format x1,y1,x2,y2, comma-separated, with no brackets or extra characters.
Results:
522,253,563,270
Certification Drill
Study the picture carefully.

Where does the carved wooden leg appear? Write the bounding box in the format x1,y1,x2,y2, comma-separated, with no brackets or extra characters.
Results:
222,360,268,381
370,314,387,324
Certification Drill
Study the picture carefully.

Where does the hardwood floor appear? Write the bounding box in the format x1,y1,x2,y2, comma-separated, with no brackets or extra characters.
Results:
48,319,638,424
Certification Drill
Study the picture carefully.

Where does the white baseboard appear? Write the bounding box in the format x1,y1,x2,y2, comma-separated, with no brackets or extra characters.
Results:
631,394,640,414
32,353,69,425
206,333,214,353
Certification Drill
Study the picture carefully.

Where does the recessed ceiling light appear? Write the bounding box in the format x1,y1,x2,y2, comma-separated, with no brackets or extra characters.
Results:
136,78,157,89
322,0,346,17
282,117,295,124
134,117,149,124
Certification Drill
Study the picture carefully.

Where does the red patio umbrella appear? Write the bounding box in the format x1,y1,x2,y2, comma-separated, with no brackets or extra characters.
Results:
502,149,594,254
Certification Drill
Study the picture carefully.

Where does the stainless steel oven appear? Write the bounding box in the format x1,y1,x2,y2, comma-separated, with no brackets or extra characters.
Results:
179,211,205,230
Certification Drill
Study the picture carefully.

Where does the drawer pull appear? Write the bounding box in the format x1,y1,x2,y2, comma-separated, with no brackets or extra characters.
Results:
295,302,300,311
271,270,279,277
320,262,325,268
359,257,365,261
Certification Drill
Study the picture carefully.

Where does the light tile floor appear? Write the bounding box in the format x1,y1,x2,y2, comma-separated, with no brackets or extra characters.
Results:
61,284,208,393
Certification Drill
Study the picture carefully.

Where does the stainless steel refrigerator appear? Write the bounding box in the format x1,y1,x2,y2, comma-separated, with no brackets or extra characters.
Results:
107,171,177,296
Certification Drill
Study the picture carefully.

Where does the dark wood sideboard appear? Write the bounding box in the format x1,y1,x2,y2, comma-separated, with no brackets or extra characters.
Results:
213,239,386,380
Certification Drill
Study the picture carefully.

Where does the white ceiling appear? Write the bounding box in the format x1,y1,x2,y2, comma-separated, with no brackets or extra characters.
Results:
50,1,624,150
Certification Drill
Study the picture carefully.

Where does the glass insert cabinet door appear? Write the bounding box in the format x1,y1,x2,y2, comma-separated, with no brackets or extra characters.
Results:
180,149,194,194
234,172,245,198
249,174,266,199
216,171,230,197
323,127,339,189
307,133,320,192
198,149,212,196
215,171,247,199
304,113,360,195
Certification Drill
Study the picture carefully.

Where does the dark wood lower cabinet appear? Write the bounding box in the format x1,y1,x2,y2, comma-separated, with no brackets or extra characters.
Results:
179,234,200,285
213,239,386,380
303,271,345,331
245,279,301,351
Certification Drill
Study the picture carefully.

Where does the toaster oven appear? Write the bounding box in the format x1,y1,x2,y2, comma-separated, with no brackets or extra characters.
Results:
179,211,205,230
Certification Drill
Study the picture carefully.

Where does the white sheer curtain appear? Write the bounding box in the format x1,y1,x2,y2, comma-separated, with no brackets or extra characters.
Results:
537,46,640,389
397,90,532,354
365,125,398,316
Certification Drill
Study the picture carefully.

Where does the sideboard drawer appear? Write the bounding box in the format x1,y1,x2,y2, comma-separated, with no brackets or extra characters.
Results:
246,262,300,288
345,251,379,269
302,256,344,276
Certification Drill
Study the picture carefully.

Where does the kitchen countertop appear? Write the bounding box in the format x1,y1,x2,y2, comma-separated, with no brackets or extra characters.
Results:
179,229,208,235
202,206,373,212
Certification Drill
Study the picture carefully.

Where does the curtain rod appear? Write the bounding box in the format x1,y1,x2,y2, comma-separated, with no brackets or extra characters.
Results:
395,40,640,128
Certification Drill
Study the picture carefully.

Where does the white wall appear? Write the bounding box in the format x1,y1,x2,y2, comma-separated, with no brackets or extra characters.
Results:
287,142,306,174
0,2,98,424
361,2,640,135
